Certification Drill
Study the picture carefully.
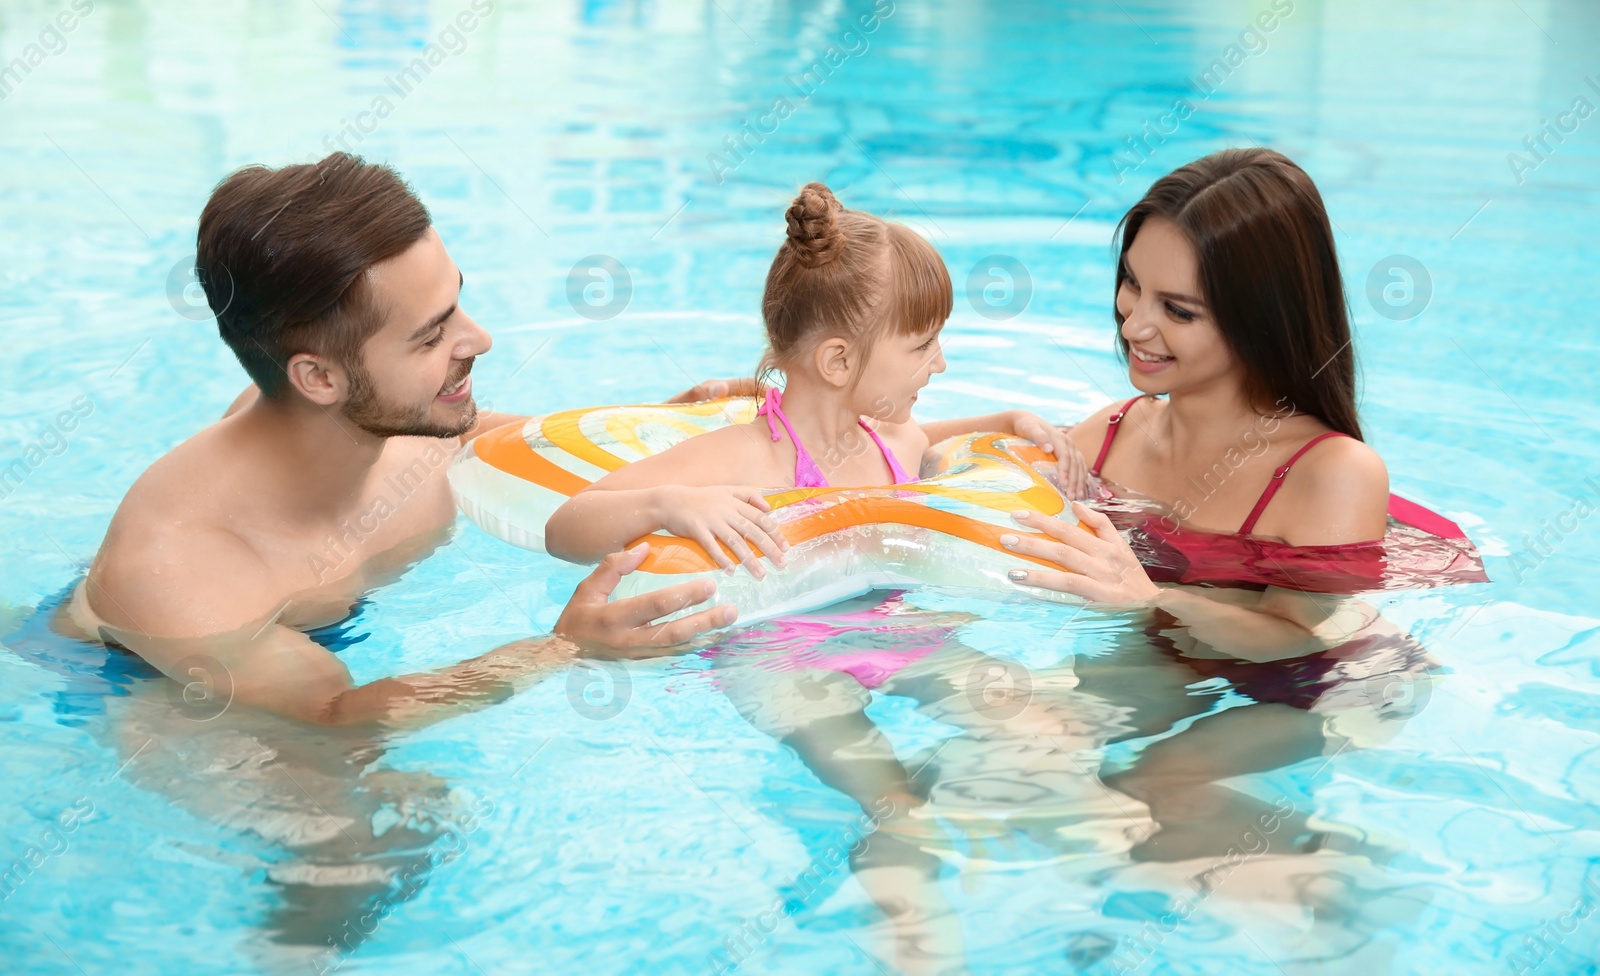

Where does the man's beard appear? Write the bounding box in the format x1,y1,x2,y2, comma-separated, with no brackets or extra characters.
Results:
342,357,476,440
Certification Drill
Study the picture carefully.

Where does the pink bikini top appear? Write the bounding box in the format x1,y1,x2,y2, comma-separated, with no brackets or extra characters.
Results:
756,388,910,488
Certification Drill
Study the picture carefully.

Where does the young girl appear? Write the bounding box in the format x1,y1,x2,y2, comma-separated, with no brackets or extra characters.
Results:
544,182,1088,575
546,184,1118,973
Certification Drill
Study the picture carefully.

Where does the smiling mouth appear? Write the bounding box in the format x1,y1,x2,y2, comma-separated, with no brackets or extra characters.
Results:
440,374,469,396
1131,348,1174,363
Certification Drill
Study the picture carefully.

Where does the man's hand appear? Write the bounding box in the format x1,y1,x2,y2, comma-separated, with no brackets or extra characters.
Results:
554,544,737,648
665,377,760,404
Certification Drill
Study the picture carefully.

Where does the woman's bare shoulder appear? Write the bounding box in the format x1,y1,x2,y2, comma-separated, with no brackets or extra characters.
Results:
1065,394,1158,458
1273,435,1390,545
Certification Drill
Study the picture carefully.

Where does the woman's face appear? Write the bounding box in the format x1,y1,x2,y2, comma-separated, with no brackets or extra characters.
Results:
1115,216,1239,397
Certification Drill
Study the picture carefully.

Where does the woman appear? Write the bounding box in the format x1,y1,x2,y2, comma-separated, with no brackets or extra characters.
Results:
1009,147,1388,614
1000,149,1434,860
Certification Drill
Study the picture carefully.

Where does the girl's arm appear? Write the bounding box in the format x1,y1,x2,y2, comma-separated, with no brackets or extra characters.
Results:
545,484,784,575
920,409,1091,497
543,429,789,575
920,410,1018,443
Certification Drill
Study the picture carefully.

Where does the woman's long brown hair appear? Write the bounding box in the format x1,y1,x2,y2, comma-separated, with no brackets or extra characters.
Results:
1114,148,1363,440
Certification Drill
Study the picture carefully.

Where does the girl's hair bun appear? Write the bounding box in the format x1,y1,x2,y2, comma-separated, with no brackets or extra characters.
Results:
784,182,845,268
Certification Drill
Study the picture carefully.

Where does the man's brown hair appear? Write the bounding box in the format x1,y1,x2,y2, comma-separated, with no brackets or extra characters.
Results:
196,152,432,397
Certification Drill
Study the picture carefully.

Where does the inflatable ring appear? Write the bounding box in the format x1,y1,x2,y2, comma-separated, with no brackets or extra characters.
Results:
450,397,1084,622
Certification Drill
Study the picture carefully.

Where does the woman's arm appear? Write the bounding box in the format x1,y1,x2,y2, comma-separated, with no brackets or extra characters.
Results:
1146,586,1374,662
1001,503,1373,662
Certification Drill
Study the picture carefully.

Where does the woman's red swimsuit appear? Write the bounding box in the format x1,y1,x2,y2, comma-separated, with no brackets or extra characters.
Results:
1089,396,1488,594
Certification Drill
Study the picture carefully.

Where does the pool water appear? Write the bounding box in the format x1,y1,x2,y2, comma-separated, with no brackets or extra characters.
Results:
3,1,1600,973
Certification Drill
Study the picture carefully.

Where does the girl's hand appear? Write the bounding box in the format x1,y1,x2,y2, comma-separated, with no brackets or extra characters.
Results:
1008,410,1092,499
1000,502,1160,606
653,485,790,578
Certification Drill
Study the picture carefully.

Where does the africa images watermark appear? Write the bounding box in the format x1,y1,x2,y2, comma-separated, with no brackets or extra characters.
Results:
1507,871,1600,974
707,0,896,184
1156,396,1296,533
319,0,497,157
0,394,96,503
1098,796,1297,973
0,797,96,903
707,795,898,973
0,0,95,102
310,795,497,975
1111,0,1296,184
1506,74,1599,186
307,438,457,582
1506,476,1599,584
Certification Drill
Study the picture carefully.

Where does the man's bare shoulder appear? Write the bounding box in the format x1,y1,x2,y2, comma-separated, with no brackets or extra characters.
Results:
85,421,279,637
87,521,276,639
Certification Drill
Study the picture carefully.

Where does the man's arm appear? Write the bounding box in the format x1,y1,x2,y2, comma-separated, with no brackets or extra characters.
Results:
90,539,732,728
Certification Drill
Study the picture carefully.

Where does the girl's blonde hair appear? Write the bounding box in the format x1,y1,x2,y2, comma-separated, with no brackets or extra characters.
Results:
757,182,952,390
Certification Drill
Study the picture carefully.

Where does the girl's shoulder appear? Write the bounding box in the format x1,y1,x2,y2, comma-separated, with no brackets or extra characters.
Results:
877,418,931,470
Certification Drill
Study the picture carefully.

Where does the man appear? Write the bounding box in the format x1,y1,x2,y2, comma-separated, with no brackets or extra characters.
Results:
61,152,741,727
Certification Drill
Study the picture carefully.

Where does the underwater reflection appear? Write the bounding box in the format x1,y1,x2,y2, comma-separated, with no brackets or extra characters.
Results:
704,588,1438,972
704,592,1141,974
8,594,483,972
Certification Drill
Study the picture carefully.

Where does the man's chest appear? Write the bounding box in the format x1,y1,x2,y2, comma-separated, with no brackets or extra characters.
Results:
254,441,462,593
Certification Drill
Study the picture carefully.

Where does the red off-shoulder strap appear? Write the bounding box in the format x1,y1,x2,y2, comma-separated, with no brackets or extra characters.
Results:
1091,396,1145,478
1238,431,1351,536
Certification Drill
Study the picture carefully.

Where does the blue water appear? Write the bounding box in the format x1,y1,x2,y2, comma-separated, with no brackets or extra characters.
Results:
3,1,1599,973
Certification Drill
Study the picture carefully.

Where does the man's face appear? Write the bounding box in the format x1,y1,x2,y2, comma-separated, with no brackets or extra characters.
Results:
341,228,492,439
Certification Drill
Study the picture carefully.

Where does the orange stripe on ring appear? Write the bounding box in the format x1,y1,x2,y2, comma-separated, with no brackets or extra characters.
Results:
635,496,1091,574
472,422,590,497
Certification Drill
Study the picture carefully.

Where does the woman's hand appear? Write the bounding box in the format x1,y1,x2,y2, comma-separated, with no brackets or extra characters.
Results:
1000,502,1161,606
654,485,790,577
1007,410,1092,499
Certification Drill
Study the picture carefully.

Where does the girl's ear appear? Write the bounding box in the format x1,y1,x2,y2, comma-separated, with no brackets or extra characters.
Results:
812,337,853,389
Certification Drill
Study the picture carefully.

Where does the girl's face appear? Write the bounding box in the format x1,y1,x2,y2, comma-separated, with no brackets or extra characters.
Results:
1116,217,1240,396
854,323,947,424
